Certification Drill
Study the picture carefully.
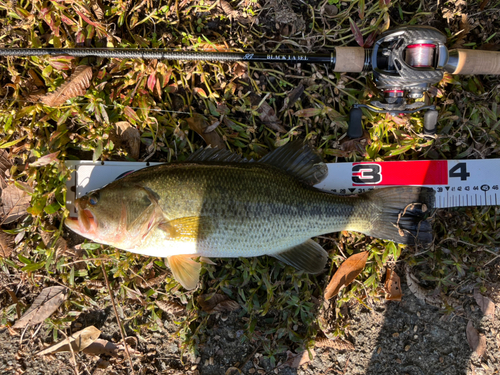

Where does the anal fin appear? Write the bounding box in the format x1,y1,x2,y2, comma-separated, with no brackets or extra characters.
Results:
271,239,328,274
166,255,201,290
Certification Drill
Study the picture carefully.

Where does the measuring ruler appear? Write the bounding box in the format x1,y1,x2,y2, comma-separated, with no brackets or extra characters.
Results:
315,159,500,208
65,159,500,216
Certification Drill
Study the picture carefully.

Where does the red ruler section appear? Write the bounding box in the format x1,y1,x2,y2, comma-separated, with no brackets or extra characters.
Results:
352,160,448,186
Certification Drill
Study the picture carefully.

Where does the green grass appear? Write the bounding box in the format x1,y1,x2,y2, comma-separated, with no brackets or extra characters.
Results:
1,0,500,370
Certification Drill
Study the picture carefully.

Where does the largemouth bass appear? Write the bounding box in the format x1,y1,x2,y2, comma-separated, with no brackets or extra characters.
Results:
65,141,435,289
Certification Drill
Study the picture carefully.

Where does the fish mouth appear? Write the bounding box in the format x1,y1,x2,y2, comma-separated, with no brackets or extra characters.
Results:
65,198,97,234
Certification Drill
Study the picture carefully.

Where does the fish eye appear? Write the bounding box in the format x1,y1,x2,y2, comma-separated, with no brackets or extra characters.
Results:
88,192,99,206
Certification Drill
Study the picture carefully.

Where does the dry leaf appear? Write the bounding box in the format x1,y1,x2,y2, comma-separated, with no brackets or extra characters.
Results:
466,321,487,357
452,14,471,49
284,349,316,368
186,114,226,149
0,231,15,258
26,89,47,103
324,251,369,300
321,4,339,18
314,336,355,350
197,293,240,314
218,0,253,23
280,84,304,112
28,68,45,88
340,130,371,156
384,269,402,301
37,326,101,356
115,121,141,160
29,151,60,167
204,121,220,133
13,286,68,328
156,300,185,316
82,338,120,357
135,273,167,288
53,237,68,254
196,43,232,52
91,0,105,20
0,184,31,224
83,337,140,357
116,337,141,355
233,63,247,79
0,149,12,189
41,65,93,107
294,108,322,118
249,94,286,133
405,266,457,308
473,288,496,318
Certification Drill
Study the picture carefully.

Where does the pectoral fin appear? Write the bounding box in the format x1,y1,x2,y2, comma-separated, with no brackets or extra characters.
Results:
272,239,328,274
166,255,201,290
159,216,213,241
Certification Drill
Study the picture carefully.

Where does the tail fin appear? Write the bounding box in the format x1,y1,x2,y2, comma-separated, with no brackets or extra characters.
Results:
362,187,435,245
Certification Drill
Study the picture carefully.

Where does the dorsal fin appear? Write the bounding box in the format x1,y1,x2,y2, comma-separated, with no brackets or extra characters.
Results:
258,140,328,185
186,147,248,163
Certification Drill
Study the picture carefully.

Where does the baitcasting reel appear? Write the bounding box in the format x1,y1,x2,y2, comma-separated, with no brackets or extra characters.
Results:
348,26,448,138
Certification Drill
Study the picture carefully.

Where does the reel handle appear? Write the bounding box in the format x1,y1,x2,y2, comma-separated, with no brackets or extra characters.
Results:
447,49,500,75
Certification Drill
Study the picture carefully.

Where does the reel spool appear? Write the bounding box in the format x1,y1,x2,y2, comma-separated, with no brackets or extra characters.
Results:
405,43,436,68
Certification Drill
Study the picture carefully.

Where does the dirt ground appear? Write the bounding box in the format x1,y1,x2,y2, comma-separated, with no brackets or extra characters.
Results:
1,280,499,374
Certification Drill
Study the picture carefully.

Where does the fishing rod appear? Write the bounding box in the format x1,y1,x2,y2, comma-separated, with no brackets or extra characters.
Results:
2,26,500,137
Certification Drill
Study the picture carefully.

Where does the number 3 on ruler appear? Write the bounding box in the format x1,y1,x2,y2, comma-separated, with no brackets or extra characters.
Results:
449,162,470,181
352,164,382,184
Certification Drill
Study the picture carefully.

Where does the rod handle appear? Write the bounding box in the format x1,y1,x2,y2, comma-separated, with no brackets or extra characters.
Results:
333,47,366,73
451,49,500,75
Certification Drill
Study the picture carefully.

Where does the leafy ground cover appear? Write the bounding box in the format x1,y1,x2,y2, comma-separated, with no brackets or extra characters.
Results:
0,0,500,374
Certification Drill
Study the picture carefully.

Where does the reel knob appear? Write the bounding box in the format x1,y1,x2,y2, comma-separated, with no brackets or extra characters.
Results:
423,109,438,135
347,107,364,139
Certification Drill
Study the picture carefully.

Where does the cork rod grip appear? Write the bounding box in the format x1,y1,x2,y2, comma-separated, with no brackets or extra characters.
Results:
334,47,366,72
452,49,500,75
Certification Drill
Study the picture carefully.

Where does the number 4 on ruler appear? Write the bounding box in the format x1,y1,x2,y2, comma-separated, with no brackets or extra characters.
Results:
449,163,470,181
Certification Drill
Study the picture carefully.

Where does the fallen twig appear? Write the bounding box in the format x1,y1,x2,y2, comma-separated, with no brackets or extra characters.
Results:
101,263,136,374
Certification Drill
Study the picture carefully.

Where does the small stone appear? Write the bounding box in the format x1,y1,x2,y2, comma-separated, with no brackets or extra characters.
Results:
396,358,402,364
392,332,399,338
195,357,201,364
191,365,197,371
405,345,411,351
249,369,255,374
